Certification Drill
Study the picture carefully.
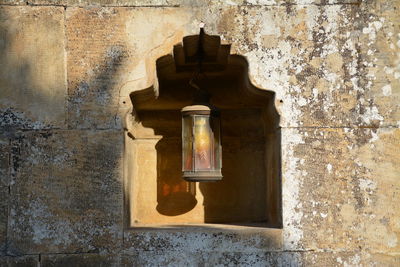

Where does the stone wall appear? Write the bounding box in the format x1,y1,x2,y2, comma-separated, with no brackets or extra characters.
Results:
0,0,399,266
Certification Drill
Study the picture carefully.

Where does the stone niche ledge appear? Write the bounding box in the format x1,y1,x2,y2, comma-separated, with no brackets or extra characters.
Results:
123,225,283,252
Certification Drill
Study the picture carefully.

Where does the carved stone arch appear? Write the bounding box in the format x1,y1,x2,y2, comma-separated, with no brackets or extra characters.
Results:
125,32,281,228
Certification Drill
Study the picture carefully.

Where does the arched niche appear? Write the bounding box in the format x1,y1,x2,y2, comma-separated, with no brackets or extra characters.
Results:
125,33,281,228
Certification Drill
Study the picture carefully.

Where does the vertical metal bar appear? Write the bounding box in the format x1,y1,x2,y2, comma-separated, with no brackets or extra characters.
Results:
192,115,195,172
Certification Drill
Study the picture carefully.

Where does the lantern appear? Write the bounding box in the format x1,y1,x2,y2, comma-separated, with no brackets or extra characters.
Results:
181,104,222,182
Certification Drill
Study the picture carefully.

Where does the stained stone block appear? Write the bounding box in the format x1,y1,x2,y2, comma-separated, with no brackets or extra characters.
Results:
356,0,400,127
8,130,123,254
204,4,358,127
0,6,67,129
282,127,400,251
201,4,397,128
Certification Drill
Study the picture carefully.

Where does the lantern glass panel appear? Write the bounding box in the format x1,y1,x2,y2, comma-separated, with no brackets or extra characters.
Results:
193,115,213,171
182,115,193,171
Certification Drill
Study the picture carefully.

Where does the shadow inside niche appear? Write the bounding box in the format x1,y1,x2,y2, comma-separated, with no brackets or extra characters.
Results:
130,51,281,227
155,141,198,216
154,116,197,216
130,109,198,216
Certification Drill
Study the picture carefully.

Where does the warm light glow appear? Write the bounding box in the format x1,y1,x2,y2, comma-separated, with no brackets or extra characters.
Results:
194,116,212,170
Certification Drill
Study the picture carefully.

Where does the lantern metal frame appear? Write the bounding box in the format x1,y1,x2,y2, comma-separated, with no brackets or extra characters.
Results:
181,104,222,182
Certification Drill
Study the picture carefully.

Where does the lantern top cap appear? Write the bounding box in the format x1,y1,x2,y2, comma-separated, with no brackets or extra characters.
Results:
181,104,219,115
181,105,211,112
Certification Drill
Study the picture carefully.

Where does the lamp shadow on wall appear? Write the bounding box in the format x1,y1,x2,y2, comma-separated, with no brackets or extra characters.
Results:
128,50,282,228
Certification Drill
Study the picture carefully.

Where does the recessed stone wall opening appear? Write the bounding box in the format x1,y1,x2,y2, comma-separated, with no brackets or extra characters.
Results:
125,34,281,228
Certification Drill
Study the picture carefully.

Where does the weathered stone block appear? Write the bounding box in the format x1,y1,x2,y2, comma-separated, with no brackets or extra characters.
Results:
362,253,400,267
282,127,400,252
0,0,362,5
198,5,357,127
67,0,177,6
0,184,7,255
0,136,10,255
123,228,282,254
121,251,302,266
0,136,9,189
8,130,123,254
0,255,39,267
41,253,120,267
195,4,397,128
243,0,360,4
65,6,129,129
65,8,126,129
3,0,178,5
356,0,400,128
120,251,203,266
200,251,301,266
0,6,67,129
65,7,190,129
0,0,25,5
27,0,67,5
302,251,400,266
